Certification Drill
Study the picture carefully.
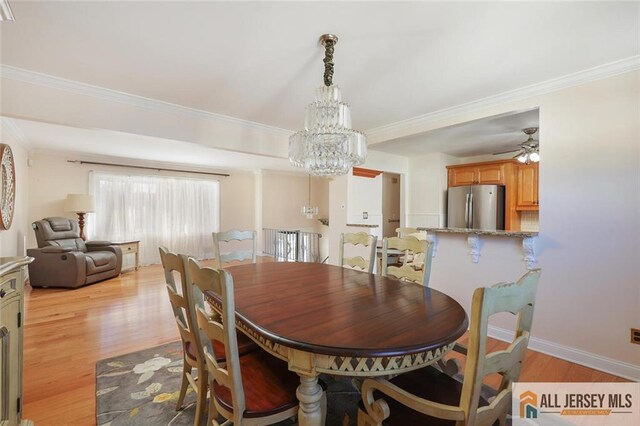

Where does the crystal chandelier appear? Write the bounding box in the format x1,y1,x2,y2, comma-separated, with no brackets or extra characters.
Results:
289,34,367,176
301,174,318,219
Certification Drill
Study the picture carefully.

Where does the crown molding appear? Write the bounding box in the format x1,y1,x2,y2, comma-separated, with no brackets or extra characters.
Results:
0,116,32,150
0,64,293,137
366,55,640,144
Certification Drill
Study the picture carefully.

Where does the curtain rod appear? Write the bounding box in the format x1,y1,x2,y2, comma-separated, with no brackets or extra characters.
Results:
67,160,230,177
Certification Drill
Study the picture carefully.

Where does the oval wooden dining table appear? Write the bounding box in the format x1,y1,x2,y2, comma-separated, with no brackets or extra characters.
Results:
204,262,468,426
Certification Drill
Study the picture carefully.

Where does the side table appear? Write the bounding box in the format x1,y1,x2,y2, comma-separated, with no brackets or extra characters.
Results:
111,240,140,272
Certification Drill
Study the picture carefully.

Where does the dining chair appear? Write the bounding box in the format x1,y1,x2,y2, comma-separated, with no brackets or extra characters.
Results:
358,269,541,426
381,236,434,286
212,230,257,269
339,232,378,274
187,257,326,425
159,247,207,422
395,227,418,238
160,247,258,426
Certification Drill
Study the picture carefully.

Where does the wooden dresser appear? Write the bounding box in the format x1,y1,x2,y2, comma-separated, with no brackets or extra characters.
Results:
0,256,33,426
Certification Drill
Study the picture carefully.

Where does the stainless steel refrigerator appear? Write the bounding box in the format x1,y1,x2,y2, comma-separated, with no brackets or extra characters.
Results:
447,185,505,230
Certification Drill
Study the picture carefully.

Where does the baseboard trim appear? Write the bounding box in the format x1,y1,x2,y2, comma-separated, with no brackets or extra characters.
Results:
488,325,640,382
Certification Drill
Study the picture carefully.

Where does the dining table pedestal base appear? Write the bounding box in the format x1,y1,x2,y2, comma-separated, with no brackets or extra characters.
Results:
296,374,327,426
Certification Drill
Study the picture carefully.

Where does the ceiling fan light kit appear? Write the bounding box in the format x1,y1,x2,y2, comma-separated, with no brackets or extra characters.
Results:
289,34,367,176
494,127,540,164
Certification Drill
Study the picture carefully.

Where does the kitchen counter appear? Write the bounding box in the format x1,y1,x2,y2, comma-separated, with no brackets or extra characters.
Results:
416,228,538,268
346,224,379,228
417,227,538,238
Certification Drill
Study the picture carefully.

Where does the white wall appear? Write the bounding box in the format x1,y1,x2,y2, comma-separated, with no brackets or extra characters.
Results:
261,172,330,261
262,172,327,232
407,153,459,227
399,71,640,378
328,175,348,265
347,174,383,228
0,123,30,257
328,150,409,266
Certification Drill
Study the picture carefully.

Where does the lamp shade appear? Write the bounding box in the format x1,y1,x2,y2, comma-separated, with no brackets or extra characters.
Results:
64,194,95,213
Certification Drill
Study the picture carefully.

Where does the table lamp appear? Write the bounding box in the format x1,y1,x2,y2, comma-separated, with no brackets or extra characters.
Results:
64,194,95,240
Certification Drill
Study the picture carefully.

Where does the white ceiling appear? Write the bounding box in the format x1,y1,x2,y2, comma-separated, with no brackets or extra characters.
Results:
372,108,540,157
0,2,638,167
2,1,638,133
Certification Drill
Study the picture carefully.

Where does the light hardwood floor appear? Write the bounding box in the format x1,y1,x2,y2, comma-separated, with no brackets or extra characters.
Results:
22,260,627,425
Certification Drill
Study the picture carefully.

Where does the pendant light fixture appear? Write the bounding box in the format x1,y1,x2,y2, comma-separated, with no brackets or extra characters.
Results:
0,0,15,21
289,34,367,176
301,174,319,219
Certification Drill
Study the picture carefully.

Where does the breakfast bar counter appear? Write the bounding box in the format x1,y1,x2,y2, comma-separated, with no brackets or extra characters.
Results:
416,227,539,268
417,227,538,237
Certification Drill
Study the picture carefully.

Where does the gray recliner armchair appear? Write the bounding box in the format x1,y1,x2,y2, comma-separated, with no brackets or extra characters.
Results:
27,217,123,288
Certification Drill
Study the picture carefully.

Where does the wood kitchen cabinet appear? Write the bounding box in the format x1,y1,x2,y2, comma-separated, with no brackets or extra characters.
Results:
517,163,539,210
447,161,507,187
447,160,519,230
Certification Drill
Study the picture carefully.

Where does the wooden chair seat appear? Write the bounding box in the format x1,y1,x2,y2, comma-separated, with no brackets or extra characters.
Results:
184,332,258,362
213,333,259,361
213,350,304,418
360,366,493,426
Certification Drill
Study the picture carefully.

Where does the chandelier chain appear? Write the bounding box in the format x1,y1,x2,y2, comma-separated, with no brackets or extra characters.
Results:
323,39,335,86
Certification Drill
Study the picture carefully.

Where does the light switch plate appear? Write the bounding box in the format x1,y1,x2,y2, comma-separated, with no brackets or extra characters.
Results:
363,212,368,219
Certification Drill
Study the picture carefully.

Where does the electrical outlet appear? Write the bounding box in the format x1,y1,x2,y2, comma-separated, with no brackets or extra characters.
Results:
631,328,640,345
363,212,368,219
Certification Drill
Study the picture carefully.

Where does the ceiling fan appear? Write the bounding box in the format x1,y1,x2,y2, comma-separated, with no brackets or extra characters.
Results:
493,127,540,164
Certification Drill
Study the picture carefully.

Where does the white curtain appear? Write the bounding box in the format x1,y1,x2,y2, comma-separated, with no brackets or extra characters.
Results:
88,171,219,265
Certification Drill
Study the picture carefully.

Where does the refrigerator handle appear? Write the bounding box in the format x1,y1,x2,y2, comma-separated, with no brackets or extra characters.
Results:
468,192,474,229
464,193,470,228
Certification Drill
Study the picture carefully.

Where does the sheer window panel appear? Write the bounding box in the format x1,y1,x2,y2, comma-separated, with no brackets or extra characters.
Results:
88,171,220,265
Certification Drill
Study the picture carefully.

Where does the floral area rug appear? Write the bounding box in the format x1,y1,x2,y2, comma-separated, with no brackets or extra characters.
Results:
96,340,361,426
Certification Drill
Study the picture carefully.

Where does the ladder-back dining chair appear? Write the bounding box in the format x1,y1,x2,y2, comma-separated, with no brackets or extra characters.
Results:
159,247,208,423
187,257,326,425
381,236,434,286
160,247,258,425
395,227,418,238
212,230,257,269
339,232,378,274
358,269,541,426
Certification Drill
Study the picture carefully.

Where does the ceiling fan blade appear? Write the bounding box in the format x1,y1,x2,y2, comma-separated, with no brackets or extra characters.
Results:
492,149,520,155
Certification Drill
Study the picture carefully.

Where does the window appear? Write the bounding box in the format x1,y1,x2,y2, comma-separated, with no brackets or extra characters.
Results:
88,172,219,265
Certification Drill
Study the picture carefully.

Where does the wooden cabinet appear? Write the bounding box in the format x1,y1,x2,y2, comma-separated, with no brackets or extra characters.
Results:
0,257,33,426
517,163,539,210
447,162,506,187
447,160,519,230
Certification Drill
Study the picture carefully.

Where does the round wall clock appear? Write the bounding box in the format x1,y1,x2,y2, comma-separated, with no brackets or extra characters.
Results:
0,144,16,230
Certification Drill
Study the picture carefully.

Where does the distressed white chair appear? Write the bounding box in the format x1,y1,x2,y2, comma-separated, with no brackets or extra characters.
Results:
358,269,541,426
405,231,429,270
160,247,258,426
395,227,418,238
394,227,420,264
339,232,378,274
159,247,207,423
381,236,434,286
212,230,257,269
187,258,326,425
